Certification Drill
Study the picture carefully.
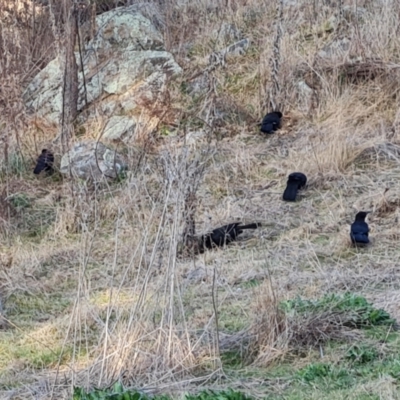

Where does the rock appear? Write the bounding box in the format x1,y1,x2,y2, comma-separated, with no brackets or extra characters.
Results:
102,113,159,143
103,115,137,142
296,80,316,113
60,141,127,181
90,8,164,52
24,6,182,142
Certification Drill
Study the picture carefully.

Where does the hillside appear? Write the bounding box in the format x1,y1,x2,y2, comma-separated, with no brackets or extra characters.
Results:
2,0,400,399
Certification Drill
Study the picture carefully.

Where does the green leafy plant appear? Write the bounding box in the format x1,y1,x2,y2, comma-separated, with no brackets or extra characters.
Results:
296,363,332,383
296,363,351,388
280,293,395,328
73,386,254,400
185,390,254,400
221,350,243,368
345,345,378,364
73,383,149,400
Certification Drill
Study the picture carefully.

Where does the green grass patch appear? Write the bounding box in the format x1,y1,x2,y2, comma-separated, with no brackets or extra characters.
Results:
296,363,352,388
218,303,249,333
73,385,254,400
8,194,58,238
345,344,378,364
0,331,74,370
13,344,72,369
239,278,263,289
7,292,71,322
221,350,243,368
280,293,395,328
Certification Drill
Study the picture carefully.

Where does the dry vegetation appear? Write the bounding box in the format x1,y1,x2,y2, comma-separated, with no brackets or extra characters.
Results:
2,0,400,399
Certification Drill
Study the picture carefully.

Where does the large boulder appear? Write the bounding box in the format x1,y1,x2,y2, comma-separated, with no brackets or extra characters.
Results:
60,141,127,181
24,6,182,143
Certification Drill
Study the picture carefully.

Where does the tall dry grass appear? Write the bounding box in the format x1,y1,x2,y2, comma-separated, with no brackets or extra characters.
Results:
2,0,400,398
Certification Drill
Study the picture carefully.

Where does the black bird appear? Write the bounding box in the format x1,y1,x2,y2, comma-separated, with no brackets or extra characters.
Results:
34,149,54,175
350,211,370,246
260,111,283,134
201,222,261,250
283,172,307,201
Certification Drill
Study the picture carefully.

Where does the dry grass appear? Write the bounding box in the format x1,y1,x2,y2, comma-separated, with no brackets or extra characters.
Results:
2,0,400,398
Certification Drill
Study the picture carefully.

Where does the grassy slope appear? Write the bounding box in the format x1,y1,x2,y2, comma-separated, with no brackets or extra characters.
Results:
2,0,400,398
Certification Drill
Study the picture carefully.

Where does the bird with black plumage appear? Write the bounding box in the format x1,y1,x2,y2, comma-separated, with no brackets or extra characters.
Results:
34,149,54,175
200,222,261,250
283,172,307,202
260,111,282,134
350,211,370,246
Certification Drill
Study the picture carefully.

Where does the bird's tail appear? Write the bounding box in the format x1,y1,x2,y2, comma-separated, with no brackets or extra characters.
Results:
351,234,370,244
34,161,46,174
261,123,274,134
238,222,261,230
283,182,298,201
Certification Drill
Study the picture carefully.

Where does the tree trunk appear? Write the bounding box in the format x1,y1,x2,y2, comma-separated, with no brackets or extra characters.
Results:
59,0,78,151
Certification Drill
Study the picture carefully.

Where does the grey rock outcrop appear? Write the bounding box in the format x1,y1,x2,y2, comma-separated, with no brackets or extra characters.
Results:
103,115,138,142
24,6,182,144
60,141,127,181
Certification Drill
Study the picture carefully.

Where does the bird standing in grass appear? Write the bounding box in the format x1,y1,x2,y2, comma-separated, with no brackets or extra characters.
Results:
283,172,307,201
34,149,54,175
201,222,261,250
260,111,283,134
350,211,370,246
